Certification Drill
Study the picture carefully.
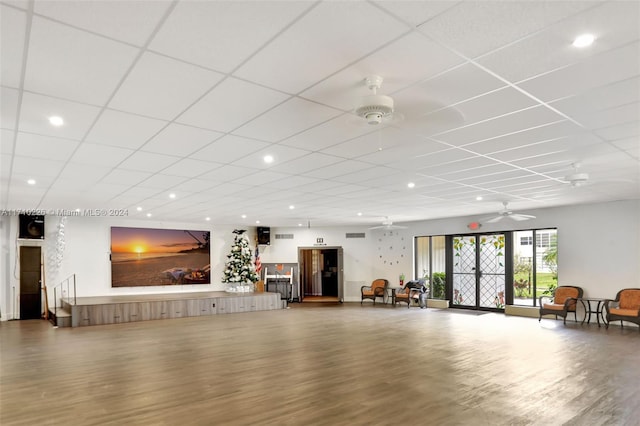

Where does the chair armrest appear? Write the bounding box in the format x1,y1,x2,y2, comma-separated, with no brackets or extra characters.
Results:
539,295,553,306
360,285,372,292
563,297,578,308
603,299,618,314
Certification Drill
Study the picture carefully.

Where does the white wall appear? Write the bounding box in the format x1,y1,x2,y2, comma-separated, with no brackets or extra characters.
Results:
1,199,638,319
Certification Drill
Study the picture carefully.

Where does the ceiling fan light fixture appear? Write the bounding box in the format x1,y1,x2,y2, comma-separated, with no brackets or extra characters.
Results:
355,94,394,125
565,172,589,187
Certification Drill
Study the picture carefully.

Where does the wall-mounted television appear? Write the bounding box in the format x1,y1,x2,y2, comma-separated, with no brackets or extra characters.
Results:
110,227,210,287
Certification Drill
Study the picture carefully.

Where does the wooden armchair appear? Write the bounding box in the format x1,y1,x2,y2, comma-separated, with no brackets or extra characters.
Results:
605,288,640,331
538,285,583,324
361,279,388,305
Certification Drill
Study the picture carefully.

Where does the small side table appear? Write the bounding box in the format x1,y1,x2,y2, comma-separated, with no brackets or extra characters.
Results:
385,288,397,305
579,297,608,327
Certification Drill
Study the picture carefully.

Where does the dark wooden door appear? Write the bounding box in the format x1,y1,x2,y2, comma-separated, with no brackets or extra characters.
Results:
20,246,41,319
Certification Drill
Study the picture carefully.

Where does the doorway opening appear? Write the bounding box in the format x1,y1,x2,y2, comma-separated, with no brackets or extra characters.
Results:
20,246,42,319
298,247,343,303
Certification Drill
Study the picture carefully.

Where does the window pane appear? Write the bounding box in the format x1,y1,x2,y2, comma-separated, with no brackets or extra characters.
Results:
535,229,557,297
513,230,534,306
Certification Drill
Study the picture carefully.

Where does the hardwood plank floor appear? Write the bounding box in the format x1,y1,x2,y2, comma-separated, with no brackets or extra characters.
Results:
1,304,639,425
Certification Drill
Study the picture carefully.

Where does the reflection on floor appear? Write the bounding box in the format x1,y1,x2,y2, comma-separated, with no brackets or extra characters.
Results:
302,296,339,303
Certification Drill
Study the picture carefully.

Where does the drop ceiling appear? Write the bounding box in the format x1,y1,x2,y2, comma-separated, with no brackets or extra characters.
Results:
1,0,638,227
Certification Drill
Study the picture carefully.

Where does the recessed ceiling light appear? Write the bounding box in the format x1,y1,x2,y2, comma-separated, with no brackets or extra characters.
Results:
476,196,483,201
256,220,260,224
241,214,247,219
136,206,142,212
169,193,176,199
357,212,362,216
27,179,36,185
75,208,80,212
263,155,274,164
146,213,152,217
298,223,302,227
289,205,295,210
205,217,211,221
573,33,595,48
407,182,415,188
48,116,64,126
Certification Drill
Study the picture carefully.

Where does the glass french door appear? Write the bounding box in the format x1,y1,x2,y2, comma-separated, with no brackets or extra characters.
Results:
452,234,506,310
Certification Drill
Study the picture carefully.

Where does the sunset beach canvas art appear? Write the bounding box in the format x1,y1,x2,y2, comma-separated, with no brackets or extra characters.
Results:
111,227,211,287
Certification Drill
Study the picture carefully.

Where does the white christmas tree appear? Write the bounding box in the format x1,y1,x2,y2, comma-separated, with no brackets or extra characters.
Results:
222,230,258,285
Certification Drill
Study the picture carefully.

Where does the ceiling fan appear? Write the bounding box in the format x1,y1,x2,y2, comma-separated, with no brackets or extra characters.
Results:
349,75,464,131
563,162,590,187
368,217,408,230
481,202,536,223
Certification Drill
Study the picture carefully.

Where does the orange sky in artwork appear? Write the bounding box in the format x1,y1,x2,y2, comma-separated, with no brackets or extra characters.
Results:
111,227,207,253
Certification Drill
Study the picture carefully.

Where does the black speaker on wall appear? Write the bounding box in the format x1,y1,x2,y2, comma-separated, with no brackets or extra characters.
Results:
19,214,45,239
257,226,270,245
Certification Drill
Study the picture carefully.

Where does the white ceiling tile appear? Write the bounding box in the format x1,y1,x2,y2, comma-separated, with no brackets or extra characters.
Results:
70,143,133,167
177,77,289,133
118,151,179,173
0,5,26,88
85,109,167,149
478,1,640,83
320,126,407,159
0,129,14,155
231,144,310,169
192,134,270,164
233,97,342,142
101,169,153,186
160,158,220,178
203,183,253,197
137,174,189,190
462,121,596,155
142,123,223,156
303,159,373,180
119,186,166,199
280,114,371,151
57,163,111,181
414,149,475,170
18,92,101,140
198,165,254,183
332,166,399,184
610,137,640,151
373,1,456,27
24,17,139,105
233,170,291,187
435,106,566,146
270,152,343,175
12,155,65,177
418,156,499,177
150,1,308,72
235,1,409,93
300,32,465,110
550,77,639,119
418,1,600,59
445,87,539,127
576,102,640,131
169,178,217,193
517,41,640,102
394,63,506,113
1,87,19,130
110,52,224,120
260,175,319,190
511,143,619,168
595,122,639,142
34,0,172,46
15,133,79,161
10,172,57,189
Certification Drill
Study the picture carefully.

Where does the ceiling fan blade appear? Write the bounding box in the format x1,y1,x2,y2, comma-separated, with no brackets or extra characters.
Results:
368,225,386,230
510,214,536,221
484,216,504,223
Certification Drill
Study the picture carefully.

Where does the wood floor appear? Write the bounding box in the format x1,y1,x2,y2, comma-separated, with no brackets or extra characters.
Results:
1,304,639,426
